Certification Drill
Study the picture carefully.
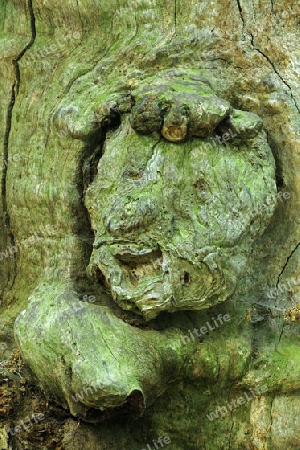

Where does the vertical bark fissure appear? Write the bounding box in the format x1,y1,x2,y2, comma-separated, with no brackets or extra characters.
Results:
269,241,300,314
236,0,245,26
1,0,36,287
276,242,300,289
174,0,177,33
251,323,259,361
250,34,300,114
75,0,84,32
269,395,274,432
228,418,234,450
274,241,300,350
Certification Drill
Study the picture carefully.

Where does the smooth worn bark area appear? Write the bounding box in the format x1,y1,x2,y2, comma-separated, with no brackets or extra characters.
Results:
0,0,300,449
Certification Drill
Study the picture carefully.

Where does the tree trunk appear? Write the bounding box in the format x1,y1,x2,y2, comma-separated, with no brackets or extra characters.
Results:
0,1,300,449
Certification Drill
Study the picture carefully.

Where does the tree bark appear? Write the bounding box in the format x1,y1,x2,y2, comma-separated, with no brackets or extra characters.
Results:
0,1,300,449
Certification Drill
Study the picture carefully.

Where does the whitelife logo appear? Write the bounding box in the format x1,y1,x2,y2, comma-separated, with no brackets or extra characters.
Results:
0,225,57,261
140,436,171,450
0,413,45,441
206,385,268,421
180,313,231,344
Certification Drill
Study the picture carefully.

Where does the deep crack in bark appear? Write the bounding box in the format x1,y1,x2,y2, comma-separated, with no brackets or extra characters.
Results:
228,418,234,450
270,395,274,430
274,242,300,350
250,34,300,114
1,0,36,288
276,242,300,289
236,0,245,26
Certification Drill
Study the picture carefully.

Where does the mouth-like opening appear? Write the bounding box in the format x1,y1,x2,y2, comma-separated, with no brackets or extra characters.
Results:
115,247,162,265
87,242,170,319
115,247,163,289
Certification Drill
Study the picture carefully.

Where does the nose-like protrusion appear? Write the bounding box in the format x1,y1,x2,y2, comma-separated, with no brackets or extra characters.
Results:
103,195,159,235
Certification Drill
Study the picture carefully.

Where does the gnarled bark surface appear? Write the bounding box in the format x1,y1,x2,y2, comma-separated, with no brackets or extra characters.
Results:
0,1,299,449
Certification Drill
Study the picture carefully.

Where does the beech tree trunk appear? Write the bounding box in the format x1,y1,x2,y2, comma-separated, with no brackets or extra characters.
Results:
0,1,300,449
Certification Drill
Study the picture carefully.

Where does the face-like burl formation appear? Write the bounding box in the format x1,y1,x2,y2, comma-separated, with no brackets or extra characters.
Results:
85,70,277,320
14,69,277,420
